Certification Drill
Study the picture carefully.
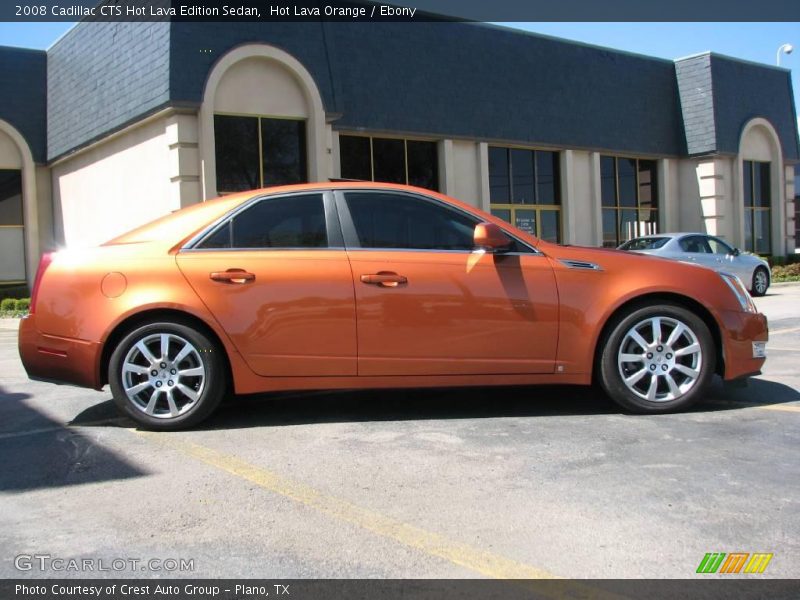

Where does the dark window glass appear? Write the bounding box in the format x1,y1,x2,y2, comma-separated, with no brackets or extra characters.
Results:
339,135,371,181
214,115,259,192
618,158,637,207
489,147,510,203
602,209,617,247
491,208,511,223
743,160,771,254
261,119,307,186
754,211,770,254
345,192,476,251
619,237,670,251
743,161,754,207
755,162,771,208
679,236,710,253
199,221,232,249
744,211,753,253
708,237,733,255
407,141,439,190
0,170,23,226
514,208,536,236
539,210,560,243
372,138,406,185
200,194,326,249
600,156,616,207
536,151,560,205
638,160,656,210
510,149,534,205
619,209,638,243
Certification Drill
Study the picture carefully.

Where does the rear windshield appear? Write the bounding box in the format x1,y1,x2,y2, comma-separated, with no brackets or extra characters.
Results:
619,237,670,251
103,195,245,246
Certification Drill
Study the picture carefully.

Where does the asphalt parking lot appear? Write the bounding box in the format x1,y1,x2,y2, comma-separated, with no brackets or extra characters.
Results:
0,285,798,580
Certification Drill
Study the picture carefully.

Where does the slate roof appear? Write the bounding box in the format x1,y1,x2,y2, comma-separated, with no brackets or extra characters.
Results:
3,17,797,164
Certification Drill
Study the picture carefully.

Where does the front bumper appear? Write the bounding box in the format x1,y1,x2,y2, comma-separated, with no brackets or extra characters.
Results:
18,315,102,389
718,310,768,380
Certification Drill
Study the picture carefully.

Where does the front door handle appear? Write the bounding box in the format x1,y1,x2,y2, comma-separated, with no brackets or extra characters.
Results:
210,269,256,284
360,272,408,287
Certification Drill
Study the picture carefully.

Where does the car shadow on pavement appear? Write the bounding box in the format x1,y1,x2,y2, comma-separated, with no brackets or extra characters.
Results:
693,377,800,412
0,386,148,491
71,376,798,432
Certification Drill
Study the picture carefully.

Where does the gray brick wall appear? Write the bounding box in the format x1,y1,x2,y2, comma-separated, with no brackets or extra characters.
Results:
0,47,47,163
675,54,717,156
47,22,171,161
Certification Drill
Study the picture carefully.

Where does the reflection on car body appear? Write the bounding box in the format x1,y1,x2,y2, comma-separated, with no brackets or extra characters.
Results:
19,183,768,430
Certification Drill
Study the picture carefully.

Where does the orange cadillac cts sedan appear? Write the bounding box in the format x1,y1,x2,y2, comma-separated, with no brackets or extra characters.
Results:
19,182,768,430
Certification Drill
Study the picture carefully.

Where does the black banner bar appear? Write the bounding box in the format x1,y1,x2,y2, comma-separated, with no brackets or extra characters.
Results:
2,0,800,22
2,579,800,600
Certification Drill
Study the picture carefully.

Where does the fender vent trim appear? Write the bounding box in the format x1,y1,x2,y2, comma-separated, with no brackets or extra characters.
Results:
559,259,603,271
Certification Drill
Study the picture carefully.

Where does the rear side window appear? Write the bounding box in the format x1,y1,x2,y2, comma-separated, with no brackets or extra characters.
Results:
198,194,327,249
619,237,670,251
344,192,476,251
679,236,711,253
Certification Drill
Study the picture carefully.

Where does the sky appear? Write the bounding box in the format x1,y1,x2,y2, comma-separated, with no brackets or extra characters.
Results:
0,21,798,128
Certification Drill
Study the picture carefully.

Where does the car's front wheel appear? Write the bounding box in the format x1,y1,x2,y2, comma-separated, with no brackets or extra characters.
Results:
599,303,715,413
109,320,227,430
751,267,769,297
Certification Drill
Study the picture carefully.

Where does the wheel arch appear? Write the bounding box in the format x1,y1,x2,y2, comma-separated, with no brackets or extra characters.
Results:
99,308,234,388
592,292,724,381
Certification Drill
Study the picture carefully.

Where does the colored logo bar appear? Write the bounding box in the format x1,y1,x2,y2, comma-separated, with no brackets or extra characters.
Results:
696,553,773,574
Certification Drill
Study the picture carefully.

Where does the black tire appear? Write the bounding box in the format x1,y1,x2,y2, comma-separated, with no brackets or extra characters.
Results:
109,320,227,430
598,303,715,414
751,267,769,297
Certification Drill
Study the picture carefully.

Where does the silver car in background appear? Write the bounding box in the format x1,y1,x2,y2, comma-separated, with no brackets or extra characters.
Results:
618,233,771,296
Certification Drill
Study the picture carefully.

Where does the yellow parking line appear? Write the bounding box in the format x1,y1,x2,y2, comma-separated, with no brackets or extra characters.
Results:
134,430,561,580
758,404,800,413
769,326,800,336
710,400,800,414
131,430,625,599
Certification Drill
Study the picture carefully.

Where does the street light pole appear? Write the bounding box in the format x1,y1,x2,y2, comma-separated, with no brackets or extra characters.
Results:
777,43,794,66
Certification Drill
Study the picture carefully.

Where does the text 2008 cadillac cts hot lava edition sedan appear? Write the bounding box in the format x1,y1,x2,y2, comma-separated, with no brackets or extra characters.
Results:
19,183,768,430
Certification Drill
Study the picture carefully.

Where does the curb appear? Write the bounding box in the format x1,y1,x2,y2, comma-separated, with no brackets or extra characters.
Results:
0,318,21,330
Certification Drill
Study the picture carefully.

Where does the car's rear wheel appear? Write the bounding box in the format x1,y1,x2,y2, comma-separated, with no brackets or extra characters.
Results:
599,303,715,413
109,321,227,430
751,267,769,297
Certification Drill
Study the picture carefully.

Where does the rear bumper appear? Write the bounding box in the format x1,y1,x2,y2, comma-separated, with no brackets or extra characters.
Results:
18,315,102,389
718,310,768,381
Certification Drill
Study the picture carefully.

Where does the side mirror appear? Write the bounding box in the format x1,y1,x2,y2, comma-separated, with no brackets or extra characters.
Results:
731,248,740,257
474,222,512,252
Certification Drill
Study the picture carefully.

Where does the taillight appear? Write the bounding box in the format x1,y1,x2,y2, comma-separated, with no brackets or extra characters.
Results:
29,252,53,315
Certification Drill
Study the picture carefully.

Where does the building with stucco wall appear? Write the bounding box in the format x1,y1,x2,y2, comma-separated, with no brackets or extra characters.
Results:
1,18,798,288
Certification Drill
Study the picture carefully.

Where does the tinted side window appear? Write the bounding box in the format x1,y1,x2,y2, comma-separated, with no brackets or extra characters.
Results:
708,237,733,255
345,192,476,251
679,236,710,253
198,194,327,249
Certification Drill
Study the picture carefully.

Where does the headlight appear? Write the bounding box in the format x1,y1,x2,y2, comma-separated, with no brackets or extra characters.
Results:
720,272,757,313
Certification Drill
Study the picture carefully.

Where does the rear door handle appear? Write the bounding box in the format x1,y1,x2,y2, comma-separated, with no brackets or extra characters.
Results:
360,272,408,287
210,269,255,284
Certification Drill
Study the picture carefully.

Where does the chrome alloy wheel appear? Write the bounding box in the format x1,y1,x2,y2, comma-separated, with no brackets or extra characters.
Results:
120,333,206,419
617,316,702,402
754,269,769,295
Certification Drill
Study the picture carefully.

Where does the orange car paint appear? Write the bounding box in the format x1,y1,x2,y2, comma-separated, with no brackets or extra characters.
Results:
18,182,767,396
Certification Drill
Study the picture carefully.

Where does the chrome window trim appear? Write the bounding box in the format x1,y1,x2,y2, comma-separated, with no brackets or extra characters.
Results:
181,186,544,256
181,246,347,253
335,188,543,256
181,190,334,251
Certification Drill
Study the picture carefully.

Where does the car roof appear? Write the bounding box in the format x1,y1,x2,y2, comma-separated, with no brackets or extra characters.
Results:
102,182,540,250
